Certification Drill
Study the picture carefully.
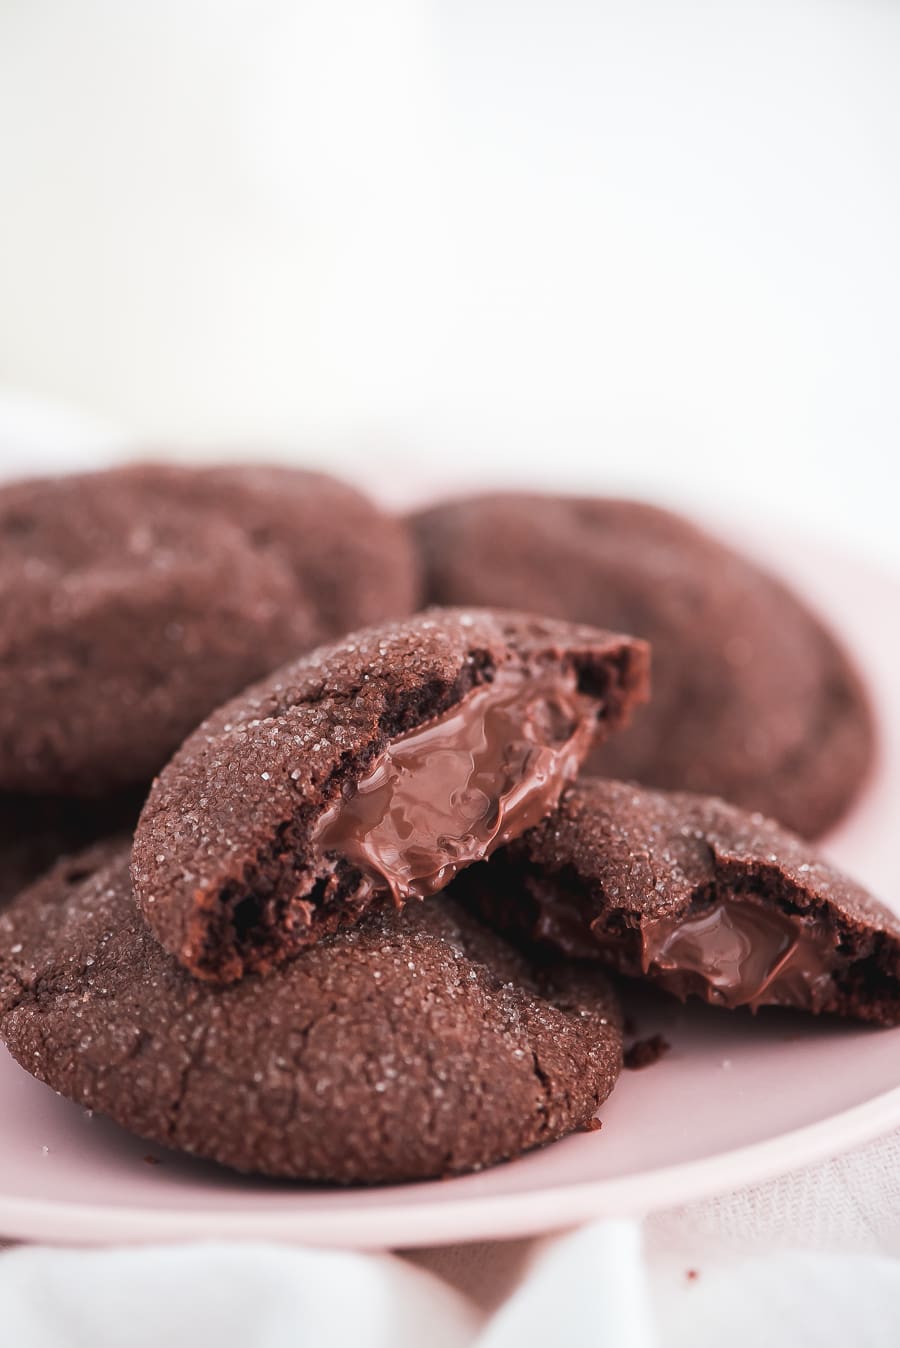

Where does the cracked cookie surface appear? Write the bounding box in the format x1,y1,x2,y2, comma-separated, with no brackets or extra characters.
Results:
0,840,622,1182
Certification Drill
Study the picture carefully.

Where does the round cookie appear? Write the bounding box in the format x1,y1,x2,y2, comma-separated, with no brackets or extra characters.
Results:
0,470,314,796
133,608,650,983
461,778,900,1023
410,494,874,838
0,841,623,1182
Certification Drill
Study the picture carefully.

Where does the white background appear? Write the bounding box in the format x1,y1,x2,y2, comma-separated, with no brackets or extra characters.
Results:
0,0,897,566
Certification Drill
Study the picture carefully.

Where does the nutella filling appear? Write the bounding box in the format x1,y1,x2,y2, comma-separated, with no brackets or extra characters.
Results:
641,900,835,1010
313,665,597,902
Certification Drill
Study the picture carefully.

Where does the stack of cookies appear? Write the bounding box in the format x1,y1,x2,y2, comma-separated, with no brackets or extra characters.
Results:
0,466,896,1184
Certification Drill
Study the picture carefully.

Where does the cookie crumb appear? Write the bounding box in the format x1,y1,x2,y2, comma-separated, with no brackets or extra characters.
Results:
686,1269,700,1282
624,1034,671,1070
582,1117,603,1133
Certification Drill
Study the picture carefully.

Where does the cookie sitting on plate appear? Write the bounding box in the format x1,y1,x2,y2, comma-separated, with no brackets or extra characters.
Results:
458,778,900,1024
0,465,892,1193
0,605,644,1181
0,840,623,1182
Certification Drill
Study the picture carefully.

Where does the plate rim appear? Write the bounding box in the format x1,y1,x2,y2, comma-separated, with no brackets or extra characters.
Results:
2,1082,900,1248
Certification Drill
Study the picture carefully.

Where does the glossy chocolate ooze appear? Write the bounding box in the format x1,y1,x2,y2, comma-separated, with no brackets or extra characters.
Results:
314,664,598,902
640,900,835,1010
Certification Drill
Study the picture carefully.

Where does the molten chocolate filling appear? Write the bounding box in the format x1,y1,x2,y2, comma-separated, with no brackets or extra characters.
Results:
313,665,597,902
641,900,835,1010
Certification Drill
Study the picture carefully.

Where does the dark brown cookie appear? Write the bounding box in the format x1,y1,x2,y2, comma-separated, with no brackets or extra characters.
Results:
133,609,649,983
461,778,900,1024
410,494,874,838
0,841,623,1182
0,791,143,910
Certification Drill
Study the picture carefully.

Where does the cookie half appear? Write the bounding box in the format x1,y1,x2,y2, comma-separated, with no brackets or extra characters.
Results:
410,494,874,838
462,778,900,1024
0,842,623,1183
133,609,649,982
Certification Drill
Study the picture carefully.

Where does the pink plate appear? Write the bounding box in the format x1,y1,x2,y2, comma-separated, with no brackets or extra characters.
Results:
0,528,898,1249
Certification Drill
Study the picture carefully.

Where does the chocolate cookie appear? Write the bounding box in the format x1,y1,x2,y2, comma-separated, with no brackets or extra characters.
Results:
462,778,900,1023
0,841,623,1182
410,494,874,838
133,609,650,982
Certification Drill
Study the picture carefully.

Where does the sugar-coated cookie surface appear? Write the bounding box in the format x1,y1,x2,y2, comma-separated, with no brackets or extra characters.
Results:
461,778,900,1024
133,608,649,983
0,464,419,797
0,841,623,1183
411,494,874,838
